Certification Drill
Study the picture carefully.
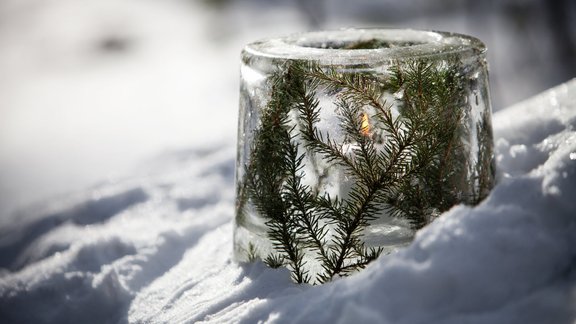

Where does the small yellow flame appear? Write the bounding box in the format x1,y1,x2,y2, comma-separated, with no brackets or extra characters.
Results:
360,112,370,136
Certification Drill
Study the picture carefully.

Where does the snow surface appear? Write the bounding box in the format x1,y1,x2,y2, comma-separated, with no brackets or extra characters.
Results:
1,73,575,323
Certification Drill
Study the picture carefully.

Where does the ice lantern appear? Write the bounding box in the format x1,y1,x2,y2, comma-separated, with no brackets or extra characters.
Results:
234,29,495,284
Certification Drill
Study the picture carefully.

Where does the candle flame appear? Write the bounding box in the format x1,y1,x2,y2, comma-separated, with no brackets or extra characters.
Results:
360,112,370,136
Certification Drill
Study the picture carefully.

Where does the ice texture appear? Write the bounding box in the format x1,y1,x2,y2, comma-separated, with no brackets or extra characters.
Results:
234,29,495,275
243,29,486,65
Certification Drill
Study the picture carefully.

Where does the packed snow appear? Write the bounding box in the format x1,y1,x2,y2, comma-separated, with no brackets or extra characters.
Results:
1,1,576,323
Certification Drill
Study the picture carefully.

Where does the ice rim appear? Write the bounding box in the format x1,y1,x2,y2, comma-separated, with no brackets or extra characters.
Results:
242,28,486,65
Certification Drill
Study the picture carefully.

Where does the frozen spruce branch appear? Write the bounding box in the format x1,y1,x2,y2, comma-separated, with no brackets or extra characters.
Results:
239,58,493,284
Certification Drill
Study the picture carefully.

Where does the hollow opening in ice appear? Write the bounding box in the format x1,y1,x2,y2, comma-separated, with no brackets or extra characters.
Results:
298,39,425,50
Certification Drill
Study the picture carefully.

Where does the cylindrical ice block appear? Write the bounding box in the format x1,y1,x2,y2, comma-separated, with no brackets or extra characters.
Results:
234,29,495,283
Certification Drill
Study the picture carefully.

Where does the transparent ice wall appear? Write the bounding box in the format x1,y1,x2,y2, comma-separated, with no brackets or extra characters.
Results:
234,29,495,282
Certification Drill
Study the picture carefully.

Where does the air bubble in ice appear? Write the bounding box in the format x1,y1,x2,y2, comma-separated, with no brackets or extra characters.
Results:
469,72,479,89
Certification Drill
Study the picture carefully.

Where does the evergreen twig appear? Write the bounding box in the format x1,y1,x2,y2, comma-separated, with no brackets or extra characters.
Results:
239,57,492,284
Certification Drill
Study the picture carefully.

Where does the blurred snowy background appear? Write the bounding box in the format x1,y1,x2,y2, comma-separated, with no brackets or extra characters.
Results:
0,0,575,230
